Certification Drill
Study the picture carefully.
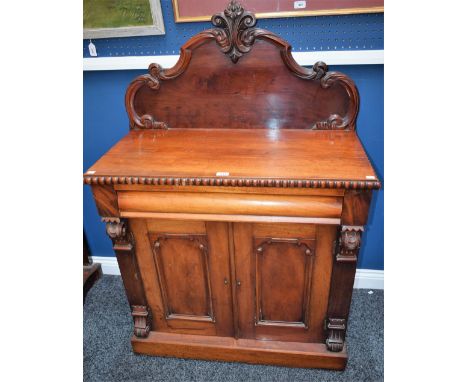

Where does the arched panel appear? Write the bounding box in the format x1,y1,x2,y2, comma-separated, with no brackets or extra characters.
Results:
255,238,314,327
150,233,214,321
125,1,359,131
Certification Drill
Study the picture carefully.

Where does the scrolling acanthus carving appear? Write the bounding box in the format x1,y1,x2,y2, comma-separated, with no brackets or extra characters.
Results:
336,226,364,262
311,72,360,130
210,0,257,63
125,63,169,130
209,1,329,80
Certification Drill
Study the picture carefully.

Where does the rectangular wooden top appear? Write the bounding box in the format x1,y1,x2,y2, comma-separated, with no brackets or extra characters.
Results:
85,129,380,189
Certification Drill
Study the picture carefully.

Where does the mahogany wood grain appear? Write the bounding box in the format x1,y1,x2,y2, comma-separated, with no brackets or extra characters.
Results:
252,223,316,237
309,225,335,342
126,1,359,133
120,211,340,225
254,238,315,325
325,257,357,352
131,218,172,333
131,41,351,131
83,1,380,369
117,191,342,218
323,190,372,351
326,259,357,320
205,221,235,337
233,222,334,343
114,220,147,307
114,184,346,197
145,219,206,234
227,222,240,339
131,332,347,370
149,233,214,319
85,129,380,188
133,219,234,337
341,190,372,225
91,184,119,217
102,218,151,337
232,222,255,339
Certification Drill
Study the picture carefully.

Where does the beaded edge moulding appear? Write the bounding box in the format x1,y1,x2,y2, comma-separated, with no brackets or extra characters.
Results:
83,176,380,190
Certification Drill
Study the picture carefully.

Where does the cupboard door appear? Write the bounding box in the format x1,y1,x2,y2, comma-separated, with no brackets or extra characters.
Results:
131,219,234,337
233,223,336,342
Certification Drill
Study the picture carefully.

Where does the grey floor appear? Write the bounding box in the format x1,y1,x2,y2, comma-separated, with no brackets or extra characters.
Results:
84,275,383,382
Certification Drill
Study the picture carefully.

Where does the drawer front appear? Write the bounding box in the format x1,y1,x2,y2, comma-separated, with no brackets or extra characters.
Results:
118,191,343,220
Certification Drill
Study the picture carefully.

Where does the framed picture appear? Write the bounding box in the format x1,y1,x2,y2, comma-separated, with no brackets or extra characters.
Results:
84,0,165,39
172,0,383,23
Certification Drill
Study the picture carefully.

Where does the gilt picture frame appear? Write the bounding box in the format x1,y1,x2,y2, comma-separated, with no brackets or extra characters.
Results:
84,0,165,39
172,0,384,23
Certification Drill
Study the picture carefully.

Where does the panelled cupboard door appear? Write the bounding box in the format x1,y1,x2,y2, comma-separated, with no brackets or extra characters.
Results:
233,223,336,342
130,219,234,337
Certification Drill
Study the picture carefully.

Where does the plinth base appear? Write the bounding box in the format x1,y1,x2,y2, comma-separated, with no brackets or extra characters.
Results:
132,331,347,370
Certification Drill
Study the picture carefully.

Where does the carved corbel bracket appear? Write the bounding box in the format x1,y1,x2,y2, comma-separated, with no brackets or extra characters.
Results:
336,225,364,262
131,305,152,338
325,318,346,352
103,217,134,251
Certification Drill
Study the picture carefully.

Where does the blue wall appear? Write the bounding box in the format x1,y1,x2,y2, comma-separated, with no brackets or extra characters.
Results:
84,2,383,270
84,1,383,57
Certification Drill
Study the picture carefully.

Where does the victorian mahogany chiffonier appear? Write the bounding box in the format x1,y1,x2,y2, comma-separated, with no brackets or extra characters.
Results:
84,1,380,370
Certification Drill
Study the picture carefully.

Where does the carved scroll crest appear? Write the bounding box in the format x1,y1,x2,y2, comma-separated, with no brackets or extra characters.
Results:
210,0,257,63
